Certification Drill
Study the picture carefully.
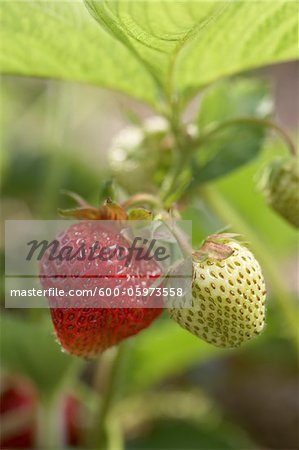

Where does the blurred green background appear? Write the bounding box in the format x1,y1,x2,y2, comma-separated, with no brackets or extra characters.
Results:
1,62,298,450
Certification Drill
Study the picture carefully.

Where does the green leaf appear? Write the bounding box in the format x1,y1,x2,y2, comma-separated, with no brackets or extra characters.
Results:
192,122,265,184
85,1,298,105
0,1,157,106
125,317,221,393
176,1,298,102
198,78,271,129
191,78,270,184
0,314,80,397
1,1,298,109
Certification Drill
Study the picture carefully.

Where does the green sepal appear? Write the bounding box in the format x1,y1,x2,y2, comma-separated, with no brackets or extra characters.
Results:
128,208,153,220
60,189,89,207
100,179,116,202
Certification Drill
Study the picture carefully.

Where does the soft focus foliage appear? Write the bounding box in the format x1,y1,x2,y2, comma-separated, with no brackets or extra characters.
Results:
1,1,297,107
0,1,298,448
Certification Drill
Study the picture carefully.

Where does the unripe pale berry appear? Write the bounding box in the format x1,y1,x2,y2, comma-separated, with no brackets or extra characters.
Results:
168,234,266,348
258,157,299,228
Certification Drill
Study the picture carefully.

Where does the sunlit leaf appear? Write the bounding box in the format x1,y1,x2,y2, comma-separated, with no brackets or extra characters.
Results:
0,1,157,106
1,1,297,109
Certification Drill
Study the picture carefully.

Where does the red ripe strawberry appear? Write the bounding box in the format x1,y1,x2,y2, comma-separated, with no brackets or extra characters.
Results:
39,220,163,358
0,374,37,449
0,374,86,449
61,395,85,447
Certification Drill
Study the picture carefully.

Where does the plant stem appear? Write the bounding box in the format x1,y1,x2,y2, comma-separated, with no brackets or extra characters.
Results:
160,111,192,205
199,117,298,157
199,186,299,350
106,417,125,450
36,396,62,450
39,82,73,217
160,161,184,205
88,345,125,450
122,193,162,210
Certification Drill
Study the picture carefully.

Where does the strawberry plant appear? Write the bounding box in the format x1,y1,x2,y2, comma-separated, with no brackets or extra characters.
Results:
1,1,298,449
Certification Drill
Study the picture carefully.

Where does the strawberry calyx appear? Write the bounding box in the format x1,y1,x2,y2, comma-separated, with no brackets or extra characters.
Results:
58,190,162,221
127,208,153,220
193,233,241,263
58,192,128,220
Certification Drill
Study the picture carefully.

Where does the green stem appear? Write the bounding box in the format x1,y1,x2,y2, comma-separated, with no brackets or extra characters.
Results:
106,417,125,450
122,193,162,210
88,345,125,450
160,161,184,205
200,186,299,350
36,397,62,450
199,117,297,157
164,220,192,258
160,111,192,205
39,83,73,217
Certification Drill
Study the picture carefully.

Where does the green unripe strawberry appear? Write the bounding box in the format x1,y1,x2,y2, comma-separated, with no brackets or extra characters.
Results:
108,117,172,194
258,157,299,228
168,234,266,348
